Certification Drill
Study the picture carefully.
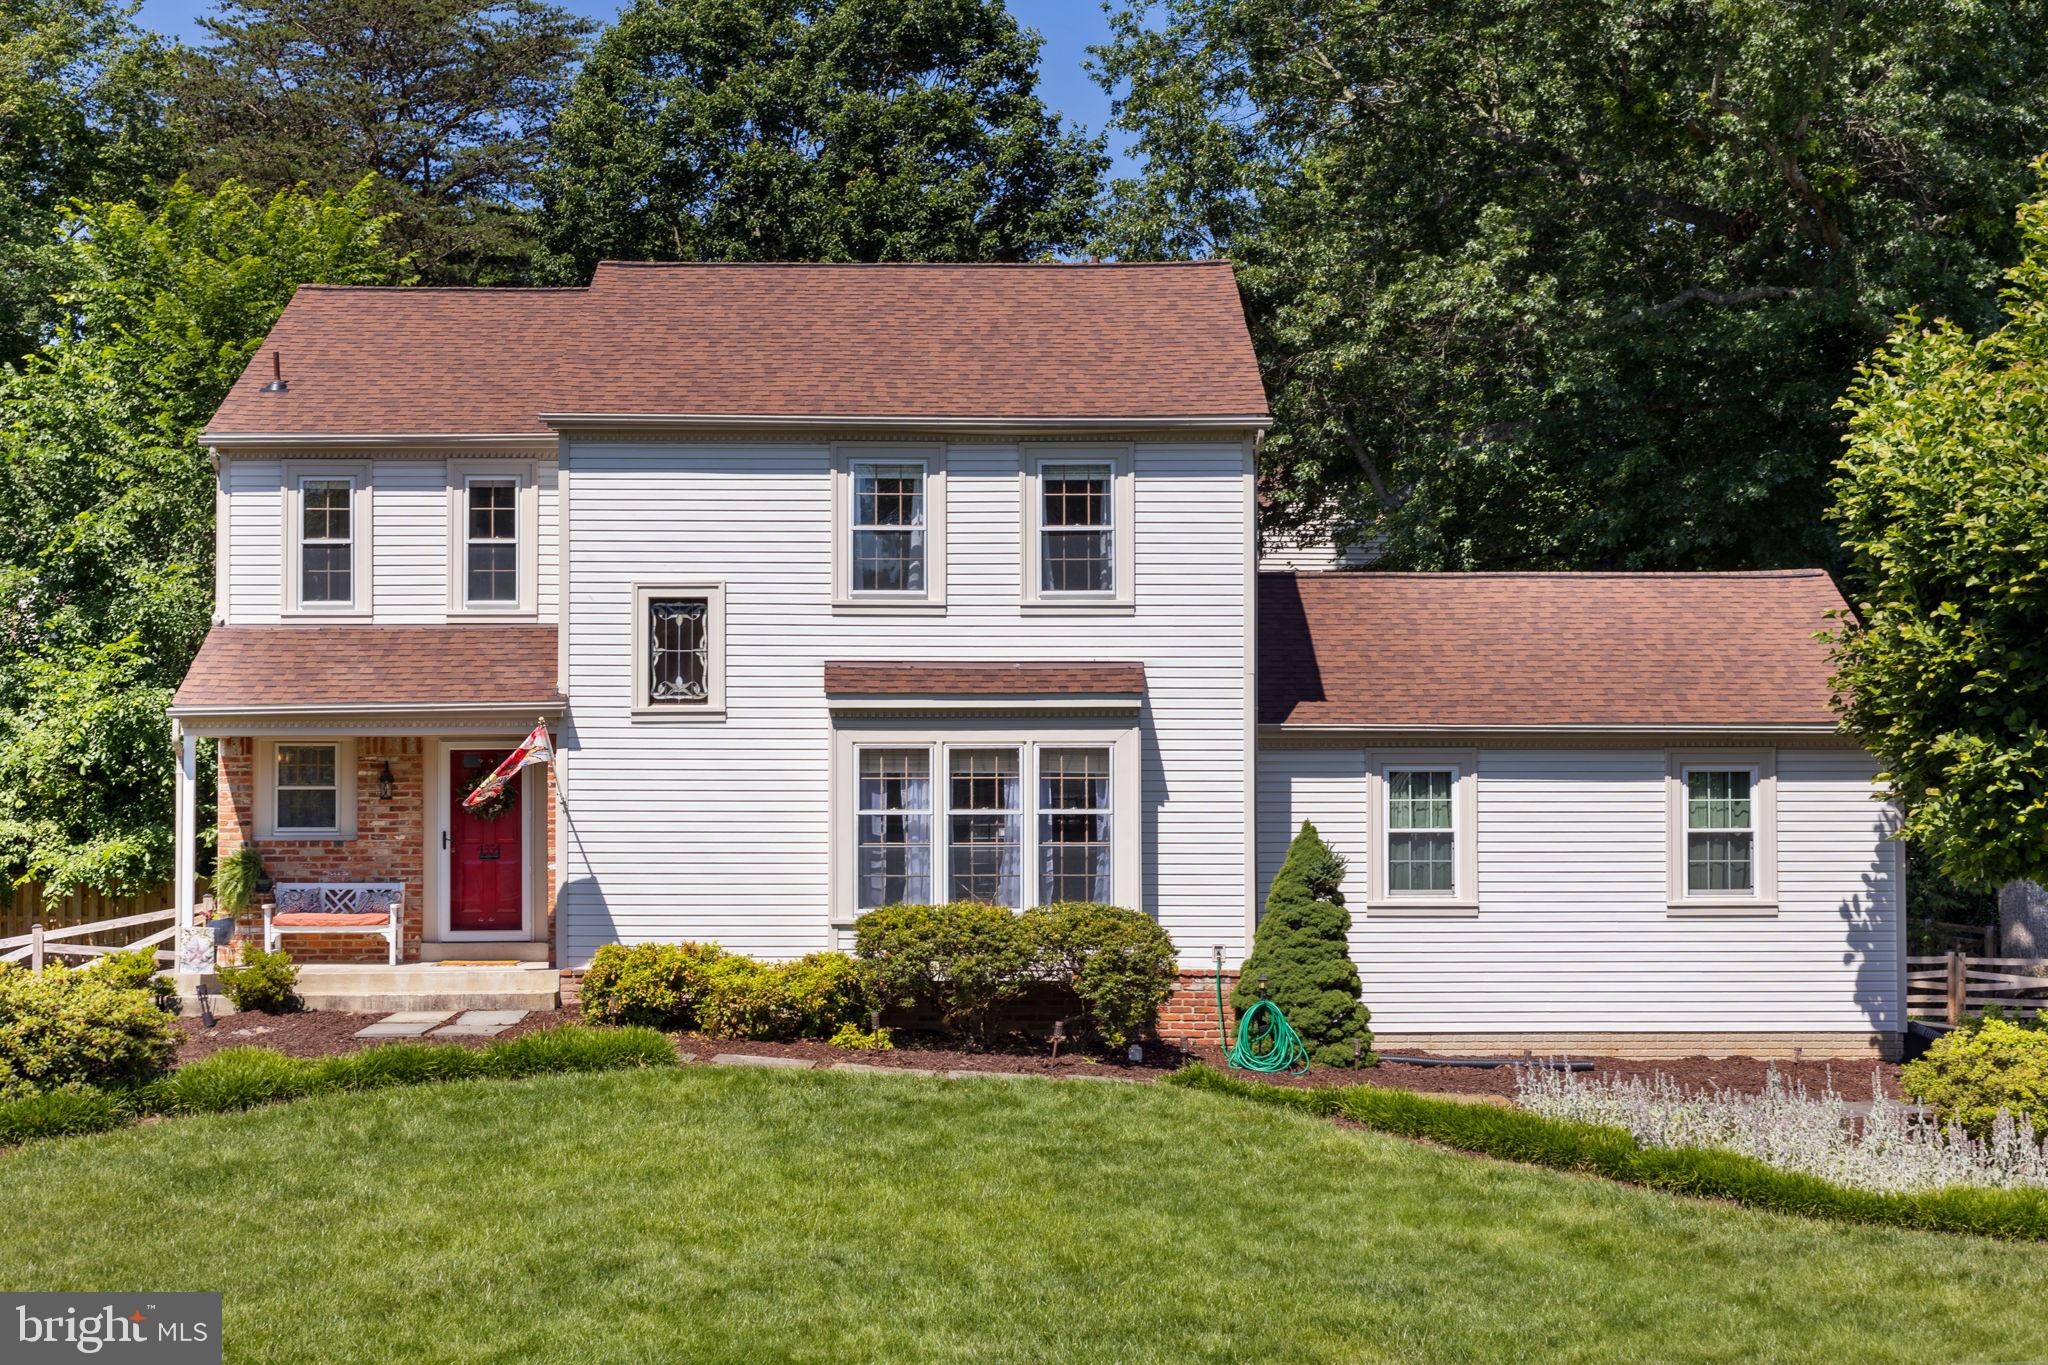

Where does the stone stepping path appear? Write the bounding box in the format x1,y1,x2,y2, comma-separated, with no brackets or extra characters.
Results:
353,1009,528,1040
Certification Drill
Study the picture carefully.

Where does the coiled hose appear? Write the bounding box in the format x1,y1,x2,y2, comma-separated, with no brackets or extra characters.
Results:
1217,969,1311,1074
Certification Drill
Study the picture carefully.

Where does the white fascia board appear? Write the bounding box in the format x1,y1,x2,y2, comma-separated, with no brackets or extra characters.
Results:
827,694,1142,714
539,412,1273,434
206,433,557,453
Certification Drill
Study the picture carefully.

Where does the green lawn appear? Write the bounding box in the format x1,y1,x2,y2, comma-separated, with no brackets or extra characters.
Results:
5,1068,2048,1363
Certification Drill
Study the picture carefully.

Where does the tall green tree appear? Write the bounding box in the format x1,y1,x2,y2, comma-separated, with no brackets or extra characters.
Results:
1236,822,1372,1067
0,0,185,366
1829,179,2048,891
176,0,592,283
1096,0,2048,568
537,0,1106,277
0,178,403,894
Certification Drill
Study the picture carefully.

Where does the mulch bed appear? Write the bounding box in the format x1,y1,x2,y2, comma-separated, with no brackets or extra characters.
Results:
174,1008,578,1063
172,1009,1906,1100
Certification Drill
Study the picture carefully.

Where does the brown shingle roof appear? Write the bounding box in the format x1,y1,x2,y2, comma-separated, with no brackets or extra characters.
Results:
205,263,1269,438
172,625,563,711
1259,571,1847,729
824,661,1146,696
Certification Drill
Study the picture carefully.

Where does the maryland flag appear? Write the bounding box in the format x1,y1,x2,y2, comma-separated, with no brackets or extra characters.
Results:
463,722,554,809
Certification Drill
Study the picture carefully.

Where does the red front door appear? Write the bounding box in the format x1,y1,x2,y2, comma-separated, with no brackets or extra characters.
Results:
450,749,524,933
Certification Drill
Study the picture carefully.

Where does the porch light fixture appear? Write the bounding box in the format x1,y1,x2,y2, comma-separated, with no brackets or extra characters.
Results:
377,761,394,800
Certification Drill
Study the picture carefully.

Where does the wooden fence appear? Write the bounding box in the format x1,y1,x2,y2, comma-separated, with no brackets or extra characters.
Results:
0,882,174,944
1908,954,2048,1024
0,906,179,970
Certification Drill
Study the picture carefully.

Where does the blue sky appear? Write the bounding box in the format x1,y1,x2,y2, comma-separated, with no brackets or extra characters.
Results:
130,0,1137,178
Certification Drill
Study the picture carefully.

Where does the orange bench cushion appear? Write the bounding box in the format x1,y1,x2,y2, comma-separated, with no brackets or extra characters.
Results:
271,911,390,927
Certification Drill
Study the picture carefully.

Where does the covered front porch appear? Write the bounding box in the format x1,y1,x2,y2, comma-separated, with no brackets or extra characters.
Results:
168,624,567,985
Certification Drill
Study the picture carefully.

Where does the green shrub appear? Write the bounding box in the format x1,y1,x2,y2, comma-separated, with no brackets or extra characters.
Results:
90,948,176,1012
0,964,180,1099
1903,1017,2048,1135
829,1022,893,1051
1022,902,1177,1047
477,1024,676,1077
213,846,262,914
1165,1064,2048,1242
0,1086,131,1144
694,953,868,1041
151,1047,320,1113
578,941,727,1028
215,946,299,1013
855,901,1035,1046
1236,822,1372,1067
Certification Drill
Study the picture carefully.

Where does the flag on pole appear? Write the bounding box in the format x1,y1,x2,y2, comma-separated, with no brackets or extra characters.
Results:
463,721,554,810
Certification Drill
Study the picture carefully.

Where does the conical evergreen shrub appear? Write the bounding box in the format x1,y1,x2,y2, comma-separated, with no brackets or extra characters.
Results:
1235,821,1373,1066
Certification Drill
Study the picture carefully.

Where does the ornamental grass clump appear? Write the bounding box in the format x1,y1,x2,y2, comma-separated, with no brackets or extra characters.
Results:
1235,822,1372,1066
1514,1063,2048,1195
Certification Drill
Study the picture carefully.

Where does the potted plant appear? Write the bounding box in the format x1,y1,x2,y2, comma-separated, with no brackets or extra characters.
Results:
212,845,262,941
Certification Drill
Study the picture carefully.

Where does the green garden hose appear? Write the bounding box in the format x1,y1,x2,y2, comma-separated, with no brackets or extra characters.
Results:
1216,967,1311,1075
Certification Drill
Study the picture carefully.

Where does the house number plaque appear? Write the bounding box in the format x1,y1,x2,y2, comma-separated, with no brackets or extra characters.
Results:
478,844,502,861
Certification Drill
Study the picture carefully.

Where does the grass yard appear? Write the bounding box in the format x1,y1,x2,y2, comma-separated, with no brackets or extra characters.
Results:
5,1068,2048,1363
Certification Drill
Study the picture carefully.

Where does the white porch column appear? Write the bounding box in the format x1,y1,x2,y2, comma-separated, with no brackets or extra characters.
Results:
173,723,197,979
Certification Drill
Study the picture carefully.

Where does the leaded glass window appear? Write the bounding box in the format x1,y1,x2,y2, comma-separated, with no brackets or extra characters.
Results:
647,597,708,703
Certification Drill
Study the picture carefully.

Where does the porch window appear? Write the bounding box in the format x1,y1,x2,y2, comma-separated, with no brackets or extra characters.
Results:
631,583,726,716
850,461,927,595
274,743,340,833
1386,768,1456,895
299,478,354,605
858,749,931,908
947,749,1021,907
1684,769,1755,895
1038,747,1112,903
464,477,518,605
1039,463,1114,594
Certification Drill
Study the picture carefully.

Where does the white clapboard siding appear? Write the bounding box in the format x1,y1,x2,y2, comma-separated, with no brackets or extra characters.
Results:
221,457,561,625
1255,745,1901,1035
560,438,1252,965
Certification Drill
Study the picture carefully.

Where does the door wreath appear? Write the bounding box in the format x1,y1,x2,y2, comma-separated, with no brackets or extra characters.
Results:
460,760,520,821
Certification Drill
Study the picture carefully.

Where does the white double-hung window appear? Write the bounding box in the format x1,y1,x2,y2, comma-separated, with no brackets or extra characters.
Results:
1024,446,1134,608
297,477,355,607
1667,751,1777,913
463,477,519,605
1366,751,1478,915
833,446,946,609
841,734,1134,920
1385,768,1457,895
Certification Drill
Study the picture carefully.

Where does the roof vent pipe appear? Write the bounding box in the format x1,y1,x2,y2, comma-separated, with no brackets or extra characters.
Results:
261,351,288,393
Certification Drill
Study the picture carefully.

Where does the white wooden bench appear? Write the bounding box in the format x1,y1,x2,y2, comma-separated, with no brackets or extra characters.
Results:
264,883,403,964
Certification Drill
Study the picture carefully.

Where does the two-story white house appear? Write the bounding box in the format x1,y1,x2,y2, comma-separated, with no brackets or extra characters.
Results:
171,262,1905,1058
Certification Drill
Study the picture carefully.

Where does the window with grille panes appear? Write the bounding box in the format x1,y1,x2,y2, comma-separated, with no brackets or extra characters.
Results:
1039,462,1114,594
299,478,353,605
465,478,518,605
850,462,927,594
858,749,932,908
1386,768,1456,895
1038,747,1113,903
1684,768,1755,895
948,749,1020,907
274,743,340,832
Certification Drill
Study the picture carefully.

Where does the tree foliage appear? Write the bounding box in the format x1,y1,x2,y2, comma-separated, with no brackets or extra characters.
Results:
0,178,403,894
1236,822,1371,1067
0,0,184,365
1829,180,2048,890
177,0,593,284
1095,0,2048,569
537,0,1105,278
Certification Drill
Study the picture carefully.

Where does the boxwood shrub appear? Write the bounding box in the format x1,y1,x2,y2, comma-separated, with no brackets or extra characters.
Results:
1165,1064,2048,1242
0,963,180,1100
1902,1016,2048,1136
578,942,729,1028
855,901,1035,1046
1020,902,1177,1048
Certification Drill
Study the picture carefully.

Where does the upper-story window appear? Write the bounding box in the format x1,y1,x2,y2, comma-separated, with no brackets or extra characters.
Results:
300,478,355,605
464,477,519,605
833,444,946,610
284,466,369,615
1024,446,1134,609
631,582,726,719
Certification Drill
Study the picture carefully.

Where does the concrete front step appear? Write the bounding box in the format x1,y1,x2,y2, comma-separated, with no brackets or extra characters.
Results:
180,964,559,1015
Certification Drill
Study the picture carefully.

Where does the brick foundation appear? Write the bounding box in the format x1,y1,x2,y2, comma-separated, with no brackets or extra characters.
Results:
216,737,555,965
1156,969,1236,1046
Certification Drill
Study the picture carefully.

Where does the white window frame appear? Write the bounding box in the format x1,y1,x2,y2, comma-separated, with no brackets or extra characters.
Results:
831,723,1141,926
831,442,947,611
446,461,539,617
283,464,371,617
630,581,727,719
855,747,938,910
1667,749,1778,915
1023,444,1135,610
1364,749,1478,916
944,747,1025,908
254,738,357,840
